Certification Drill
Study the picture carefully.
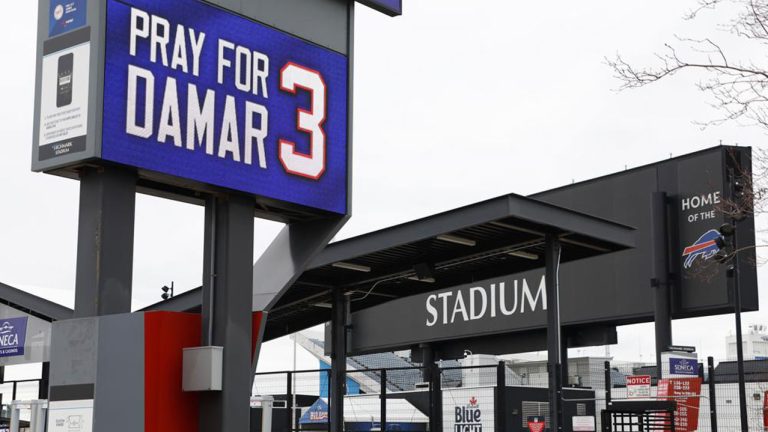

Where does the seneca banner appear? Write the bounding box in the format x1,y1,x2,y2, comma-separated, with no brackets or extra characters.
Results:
103,0,349,214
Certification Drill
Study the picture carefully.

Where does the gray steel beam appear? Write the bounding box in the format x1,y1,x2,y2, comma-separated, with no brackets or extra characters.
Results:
200,195,255,432
0,282,73,322
545,234,563,432
74,166,136,317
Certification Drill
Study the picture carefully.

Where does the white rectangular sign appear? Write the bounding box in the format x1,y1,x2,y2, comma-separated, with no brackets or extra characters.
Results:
47,399,94,432
626,375,652,399
572,416,596,431
443,387,494,432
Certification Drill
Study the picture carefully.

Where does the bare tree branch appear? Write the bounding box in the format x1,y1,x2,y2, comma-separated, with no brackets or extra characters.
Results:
610,0,768,129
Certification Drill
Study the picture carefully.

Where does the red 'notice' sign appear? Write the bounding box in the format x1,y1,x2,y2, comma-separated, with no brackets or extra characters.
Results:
657,378,702,432
626,375,652,399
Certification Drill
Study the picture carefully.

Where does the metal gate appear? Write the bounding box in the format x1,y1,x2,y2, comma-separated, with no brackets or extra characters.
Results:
601,400,676,431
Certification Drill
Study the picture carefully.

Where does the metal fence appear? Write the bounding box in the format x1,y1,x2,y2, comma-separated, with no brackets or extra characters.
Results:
253,362,587,432
606,357,768,432
251,354,768,432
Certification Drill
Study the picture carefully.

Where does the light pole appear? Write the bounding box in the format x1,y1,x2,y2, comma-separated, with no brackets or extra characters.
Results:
716,168,749,432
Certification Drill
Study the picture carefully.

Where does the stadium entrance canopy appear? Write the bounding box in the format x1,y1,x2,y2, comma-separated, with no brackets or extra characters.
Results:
146,192,636,341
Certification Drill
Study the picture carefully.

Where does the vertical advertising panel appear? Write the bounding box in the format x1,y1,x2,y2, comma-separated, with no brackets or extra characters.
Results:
38,33,91,161
101,0,349,214
34,0,100,171
673,150,730,311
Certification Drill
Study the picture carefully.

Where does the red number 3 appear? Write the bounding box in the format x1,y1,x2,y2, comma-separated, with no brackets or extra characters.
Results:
279,62,327,180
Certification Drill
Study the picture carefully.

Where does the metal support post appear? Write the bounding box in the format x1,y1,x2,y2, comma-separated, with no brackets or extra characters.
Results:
604,361,612,407
708,357,718,432
39,362,49,399
199,194,255,432
495,361,506,432
286,372,294,432
429,362,442,432
561,330,570,386
9,401,19,432
545,233,563,432
732,252,748,432
261,396,274,432
327,369,332,431
421,343,434,383
727,167,748,432
74,166,137,317
380,369,387,432
29,400,47,432
650,192,673,378
330,288,348,432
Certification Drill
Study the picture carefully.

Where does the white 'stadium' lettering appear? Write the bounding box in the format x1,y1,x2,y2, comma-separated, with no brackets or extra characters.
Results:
425,276,547,327
124,6,329,180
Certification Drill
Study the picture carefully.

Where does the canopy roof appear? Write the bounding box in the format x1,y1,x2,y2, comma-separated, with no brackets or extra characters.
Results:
147,192,635,341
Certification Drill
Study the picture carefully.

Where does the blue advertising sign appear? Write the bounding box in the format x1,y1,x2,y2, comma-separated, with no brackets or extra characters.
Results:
358,0,403,16
49,0,88,37
299,398,329,425
0,317,28,358
103,0,349,214
669,357,699,376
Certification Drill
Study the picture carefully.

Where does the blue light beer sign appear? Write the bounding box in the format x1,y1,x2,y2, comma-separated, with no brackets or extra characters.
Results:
0,317,28,358
102,0,349,214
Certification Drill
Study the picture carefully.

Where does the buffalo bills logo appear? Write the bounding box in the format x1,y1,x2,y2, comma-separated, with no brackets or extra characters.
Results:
682,229,721,269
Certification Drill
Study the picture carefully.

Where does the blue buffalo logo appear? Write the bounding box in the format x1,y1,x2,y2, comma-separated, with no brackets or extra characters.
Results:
682,229,721,269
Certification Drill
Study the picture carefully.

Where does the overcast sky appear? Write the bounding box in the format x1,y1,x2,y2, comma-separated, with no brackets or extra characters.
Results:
1,0,767,375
